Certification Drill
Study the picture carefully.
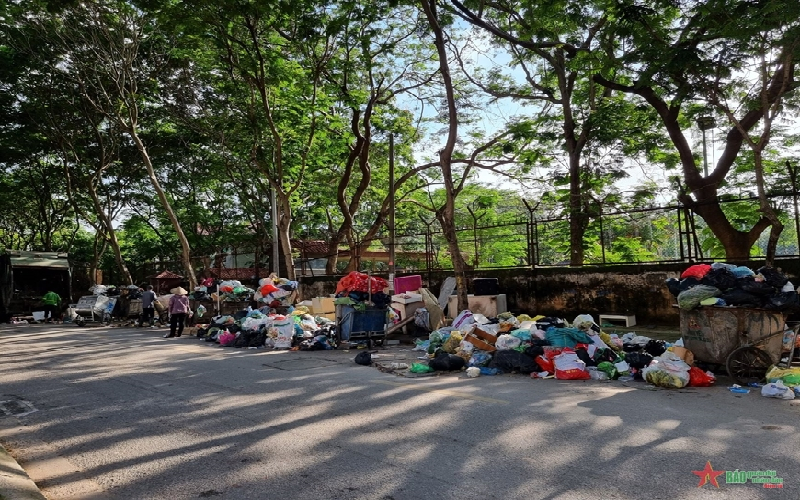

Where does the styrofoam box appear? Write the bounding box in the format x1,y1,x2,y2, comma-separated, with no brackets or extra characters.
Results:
391,293,422,304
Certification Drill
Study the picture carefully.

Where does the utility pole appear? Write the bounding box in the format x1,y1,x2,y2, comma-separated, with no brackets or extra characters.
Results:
388,133,396,293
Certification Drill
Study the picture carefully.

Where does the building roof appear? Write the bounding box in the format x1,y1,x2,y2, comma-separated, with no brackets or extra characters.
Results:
6,250,70,269
154,270,183,279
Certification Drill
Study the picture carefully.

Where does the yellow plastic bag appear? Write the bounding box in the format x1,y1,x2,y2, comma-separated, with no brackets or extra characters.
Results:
765,366,800,386
442,332,463,354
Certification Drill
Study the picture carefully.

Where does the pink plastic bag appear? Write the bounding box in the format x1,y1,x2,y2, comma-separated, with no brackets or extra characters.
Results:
218,331,236,346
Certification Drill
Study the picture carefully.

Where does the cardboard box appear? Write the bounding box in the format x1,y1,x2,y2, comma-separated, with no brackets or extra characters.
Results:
391,293,422,304
464,333,496,352
311,297,335,314
472,326,498,345
671,346,694,366
447,294,507,319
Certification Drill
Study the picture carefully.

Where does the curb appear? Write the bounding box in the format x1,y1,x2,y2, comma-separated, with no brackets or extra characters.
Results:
0,443,47,500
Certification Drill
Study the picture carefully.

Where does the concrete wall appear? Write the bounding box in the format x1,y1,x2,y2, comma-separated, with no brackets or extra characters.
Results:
298,259,800,326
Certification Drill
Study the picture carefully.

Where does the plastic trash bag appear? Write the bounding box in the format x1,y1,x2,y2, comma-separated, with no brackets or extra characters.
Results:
681,264,711,279
624,352,653,369
761,380,795,400
466,367,481,378
688,367,715,387
545,327,593,348
218,331,236,347
553,351,590,380
495,334,522,350
452,310,475,329
442,332,463,354
766,366,800,386
490,350,539,374
757,266,789,289
765,291,800,312
700,267,737,291
677,285,721,310
354,351,372,366
644,339,667,357
597,361,617,379
429,353,466,371
720,289,764,308
409,362,434,373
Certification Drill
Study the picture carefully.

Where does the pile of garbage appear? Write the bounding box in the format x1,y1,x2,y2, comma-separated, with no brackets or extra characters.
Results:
194,304,336,350
406,311,716,389
334,271,391,310
666,263,798,311
190,274,299,307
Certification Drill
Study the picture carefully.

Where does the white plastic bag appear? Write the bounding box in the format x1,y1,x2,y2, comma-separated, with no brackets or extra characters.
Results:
271,319,294,349
761,381,796,400
452,310,475,329
495,334,521,350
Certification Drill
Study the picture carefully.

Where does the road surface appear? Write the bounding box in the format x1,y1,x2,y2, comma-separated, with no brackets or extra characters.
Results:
1,323,798,499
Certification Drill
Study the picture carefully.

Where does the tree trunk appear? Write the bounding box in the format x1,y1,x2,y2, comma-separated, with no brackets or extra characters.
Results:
128,128,197,289
87,186,133,285
277,195,296,280
567,151,586,266
421,0,468,312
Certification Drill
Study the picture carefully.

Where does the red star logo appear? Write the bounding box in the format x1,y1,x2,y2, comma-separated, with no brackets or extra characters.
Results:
692,461,725,488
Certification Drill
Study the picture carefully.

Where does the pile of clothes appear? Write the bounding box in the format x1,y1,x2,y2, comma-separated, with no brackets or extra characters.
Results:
667,263,798,311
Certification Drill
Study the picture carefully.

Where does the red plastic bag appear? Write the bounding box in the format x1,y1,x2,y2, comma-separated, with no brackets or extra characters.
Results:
688,366,715,387
681,264,712,280
555,368,591,380
220,285,234,293
260,284,279,295
536,355,554,373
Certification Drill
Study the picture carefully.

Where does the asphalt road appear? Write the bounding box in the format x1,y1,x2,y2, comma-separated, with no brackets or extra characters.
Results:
1,323,799,500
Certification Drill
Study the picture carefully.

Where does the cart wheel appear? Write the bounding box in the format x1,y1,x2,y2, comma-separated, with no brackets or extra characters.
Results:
726,346,773,385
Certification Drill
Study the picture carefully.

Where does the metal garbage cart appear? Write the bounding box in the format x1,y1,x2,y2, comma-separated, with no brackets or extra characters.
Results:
680,307,799,384
337,304,388,348
73,295,118,326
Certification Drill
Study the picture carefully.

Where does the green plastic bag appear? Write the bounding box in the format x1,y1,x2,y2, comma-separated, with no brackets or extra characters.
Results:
597,361,617,379
410,363,434,373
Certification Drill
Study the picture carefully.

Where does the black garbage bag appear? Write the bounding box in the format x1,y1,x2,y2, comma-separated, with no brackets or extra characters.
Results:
575,347,596,367
720,289,764,308
234,330,256,348
524,345,545,359
666,278,682,297
739,277,776,296
764,291,800,312
623,343,642,353
594,348,618,364
757,266,789,289
354,351,372,365
700,267,737,291
625,351,654,369
429,353,466,371
679,277,701,291
644,339,667,357
250,329,267,347
490,350,540,374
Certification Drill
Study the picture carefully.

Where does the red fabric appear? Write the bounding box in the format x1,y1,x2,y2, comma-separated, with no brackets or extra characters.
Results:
335,271,389,294
688,367,715,387
681,264,712,279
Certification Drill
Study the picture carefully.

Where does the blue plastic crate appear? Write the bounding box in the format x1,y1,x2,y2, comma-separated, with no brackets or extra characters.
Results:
338,305,387,341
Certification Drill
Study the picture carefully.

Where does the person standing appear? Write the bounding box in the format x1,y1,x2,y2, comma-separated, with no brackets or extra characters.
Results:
42,291,61,323
166,287,189,338
140,285,156,327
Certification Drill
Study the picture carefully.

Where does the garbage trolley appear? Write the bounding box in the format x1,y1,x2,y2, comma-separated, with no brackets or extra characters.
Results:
337,305,388,348
680,307,799,385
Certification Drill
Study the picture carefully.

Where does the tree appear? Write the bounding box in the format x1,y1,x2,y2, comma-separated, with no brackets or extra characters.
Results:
31,1,200,286
593,0,800,261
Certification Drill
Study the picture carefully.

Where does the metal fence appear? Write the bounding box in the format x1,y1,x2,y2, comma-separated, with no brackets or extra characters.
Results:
86,194,800,286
